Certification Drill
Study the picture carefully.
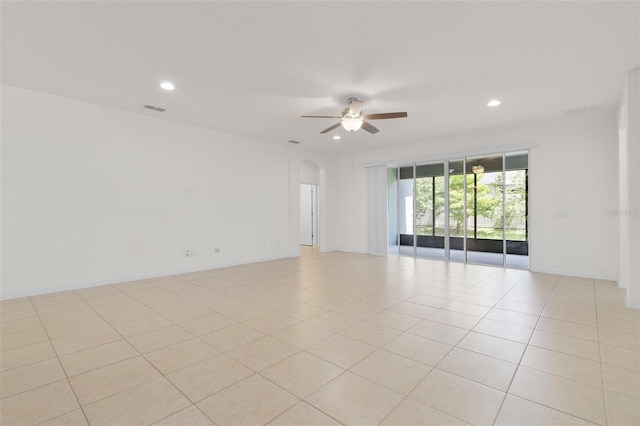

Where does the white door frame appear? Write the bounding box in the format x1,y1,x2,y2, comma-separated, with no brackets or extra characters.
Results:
300,183,317,246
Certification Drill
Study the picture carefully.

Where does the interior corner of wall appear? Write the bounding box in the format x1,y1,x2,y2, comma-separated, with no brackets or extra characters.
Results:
625,295,640,310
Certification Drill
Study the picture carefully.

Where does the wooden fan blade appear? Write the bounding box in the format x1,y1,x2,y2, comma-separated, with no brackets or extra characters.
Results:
320,122,342,134
365,112,408,120
361,121,379,134
348,100,363,116
301,115,342,119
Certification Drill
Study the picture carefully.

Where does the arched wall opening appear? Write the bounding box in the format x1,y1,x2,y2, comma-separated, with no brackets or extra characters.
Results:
287,149,330,257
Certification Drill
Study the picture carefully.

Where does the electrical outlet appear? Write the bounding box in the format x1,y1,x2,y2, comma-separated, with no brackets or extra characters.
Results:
185,250,192,257
214,248,220,254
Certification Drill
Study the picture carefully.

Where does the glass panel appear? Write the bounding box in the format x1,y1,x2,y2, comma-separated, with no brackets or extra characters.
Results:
387,168,399,256
434,176,445,236
416,163,445,260
505,152,529,268
416,175,433,236
448,159,465,262
398,166,415,257
387,151,529,270
465,155,505,266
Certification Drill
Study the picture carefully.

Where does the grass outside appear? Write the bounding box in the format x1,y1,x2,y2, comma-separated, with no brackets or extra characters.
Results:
417,226,526,241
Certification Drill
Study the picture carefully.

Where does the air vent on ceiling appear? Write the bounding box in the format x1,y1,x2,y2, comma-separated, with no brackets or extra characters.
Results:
288,140,301,144
563,103,602,116
143,104,166,112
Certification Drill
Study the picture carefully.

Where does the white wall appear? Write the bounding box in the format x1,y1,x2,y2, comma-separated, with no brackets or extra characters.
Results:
387,168,398,246
334,112,620,280
1,85,294,299
300,160,320,185
367,166,388,255
618,68,640,308
1,83,623,298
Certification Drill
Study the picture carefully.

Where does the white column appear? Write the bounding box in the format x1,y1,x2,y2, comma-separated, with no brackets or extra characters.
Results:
367,165,389,256
619,67,640,309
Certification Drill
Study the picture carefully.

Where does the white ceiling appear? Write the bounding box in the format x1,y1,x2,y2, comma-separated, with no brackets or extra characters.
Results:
2,1,638,155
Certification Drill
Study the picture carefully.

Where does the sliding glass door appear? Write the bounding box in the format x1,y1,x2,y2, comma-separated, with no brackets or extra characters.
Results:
465,155,505,266
448,159,466,263
415,163,446,260
505,153,529,268
388,151,529,268
397,166,415,257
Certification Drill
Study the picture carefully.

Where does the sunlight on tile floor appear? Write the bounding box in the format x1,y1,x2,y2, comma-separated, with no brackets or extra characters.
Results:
1,247,639,425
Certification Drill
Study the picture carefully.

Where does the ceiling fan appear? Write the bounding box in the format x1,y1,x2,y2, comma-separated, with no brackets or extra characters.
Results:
301,97,407,134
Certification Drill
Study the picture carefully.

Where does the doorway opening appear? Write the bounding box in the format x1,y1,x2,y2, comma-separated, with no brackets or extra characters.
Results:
300,183,317,246
300,160,320,248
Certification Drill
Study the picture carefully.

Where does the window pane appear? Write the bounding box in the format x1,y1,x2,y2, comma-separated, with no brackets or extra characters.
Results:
505,152,529,269
398,166,414,257
465,155,504,266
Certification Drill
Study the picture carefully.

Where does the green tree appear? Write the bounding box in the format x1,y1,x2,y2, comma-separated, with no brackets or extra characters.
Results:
449,173,500,236
415,177,446,234
490,170,527,240
415,173,499,236
415,177,432,221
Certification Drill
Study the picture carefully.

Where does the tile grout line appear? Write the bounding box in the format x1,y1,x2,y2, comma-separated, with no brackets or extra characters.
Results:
71,286,199,422
490,276,611,426
377,272,527,426
257,370,346,426
489,274,559,426
78,279,224,424
147,280,340,424
595,279,610,426
2,255,635,425
26,295,92,426
90,284,237,424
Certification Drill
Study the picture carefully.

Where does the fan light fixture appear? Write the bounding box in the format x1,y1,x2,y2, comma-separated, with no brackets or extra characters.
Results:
472,165,485,174
342,117,363,132
160,81,175,91
300,98,407,134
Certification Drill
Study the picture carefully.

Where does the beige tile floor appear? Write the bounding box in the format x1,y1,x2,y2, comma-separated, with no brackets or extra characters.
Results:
1,247,639,425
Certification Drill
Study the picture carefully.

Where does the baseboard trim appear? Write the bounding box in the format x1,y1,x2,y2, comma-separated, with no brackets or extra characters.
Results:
529,267,617,282
626,297,640,310
1,254,288,301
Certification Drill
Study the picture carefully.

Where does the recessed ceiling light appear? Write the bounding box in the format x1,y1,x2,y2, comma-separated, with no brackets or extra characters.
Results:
487,99,501,107
333,135,341,140
160,81,175,91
